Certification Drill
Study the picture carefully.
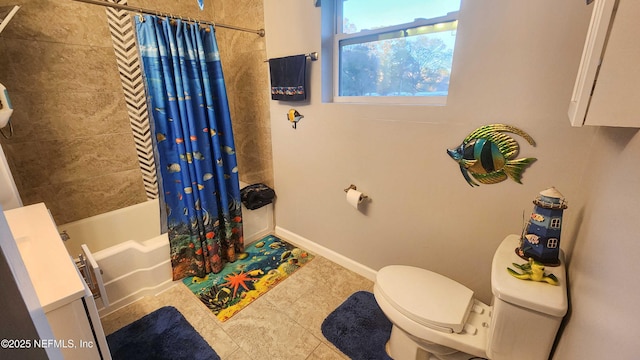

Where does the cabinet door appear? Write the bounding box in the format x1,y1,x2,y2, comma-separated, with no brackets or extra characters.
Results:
568,0,617,127
80,244,109,307
585,0,640,127
45,299,101,359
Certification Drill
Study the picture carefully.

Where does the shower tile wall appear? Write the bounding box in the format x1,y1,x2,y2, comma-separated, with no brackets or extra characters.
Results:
210,0,273,187
0,0,272,224
0,0,147,225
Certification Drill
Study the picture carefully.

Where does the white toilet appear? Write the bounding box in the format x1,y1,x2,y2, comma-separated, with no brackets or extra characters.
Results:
374,234,567,360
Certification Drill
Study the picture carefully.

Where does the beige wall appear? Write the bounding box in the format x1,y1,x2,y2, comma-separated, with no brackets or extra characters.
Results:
0,0,271,224
264,1,640,358
265,0,595,303
552,127,640,358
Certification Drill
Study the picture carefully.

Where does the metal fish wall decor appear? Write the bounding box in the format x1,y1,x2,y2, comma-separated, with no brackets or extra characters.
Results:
447,124,536,187
287,109,304,129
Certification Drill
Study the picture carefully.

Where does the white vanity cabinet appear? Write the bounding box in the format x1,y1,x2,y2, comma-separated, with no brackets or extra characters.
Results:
4,204,111,360
568,0,640,127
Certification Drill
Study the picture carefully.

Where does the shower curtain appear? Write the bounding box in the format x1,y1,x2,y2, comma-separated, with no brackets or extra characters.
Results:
135,15,243,280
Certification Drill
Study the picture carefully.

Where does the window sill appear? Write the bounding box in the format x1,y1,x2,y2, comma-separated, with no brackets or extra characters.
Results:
332,95,447,106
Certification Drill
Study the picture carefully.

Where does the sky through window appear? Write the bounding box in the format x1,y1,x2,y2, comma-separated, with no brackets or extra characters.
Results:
343,0,461,33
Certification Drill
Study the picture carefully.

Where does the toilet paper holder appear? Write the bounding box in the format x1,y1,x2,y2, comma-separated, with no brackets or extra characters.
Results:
343,184,369,200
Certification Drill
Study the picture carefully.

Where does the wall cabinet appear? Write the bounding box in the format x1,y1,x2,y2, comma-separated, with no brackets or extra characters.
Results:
568,0,640,127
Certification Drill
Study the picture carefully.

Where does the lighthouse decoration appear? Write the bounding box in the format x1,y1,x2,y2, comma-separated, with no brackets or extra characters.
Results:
517,187,567,266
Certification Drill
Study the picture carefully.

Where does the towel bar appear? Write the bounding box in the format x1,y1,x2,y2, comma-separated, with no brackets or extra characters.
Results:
264,52,318,62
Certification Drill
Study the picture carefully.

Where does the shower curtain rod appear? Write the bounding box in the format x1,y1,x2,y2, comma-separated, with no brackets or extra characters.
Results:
71,0,265,37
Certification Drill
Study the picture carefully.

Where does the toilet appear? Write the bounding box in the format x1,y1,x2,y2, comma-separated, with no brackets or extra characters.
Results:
374,234,567,360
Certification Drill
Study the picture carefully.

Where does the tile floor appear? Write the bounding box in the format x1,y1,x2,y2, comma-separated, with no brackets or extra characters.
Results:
100,253,375,360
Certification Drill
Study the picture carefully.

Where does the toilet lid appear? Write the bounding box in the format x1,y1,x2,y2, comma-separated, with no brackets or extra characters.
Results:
376,265,474,333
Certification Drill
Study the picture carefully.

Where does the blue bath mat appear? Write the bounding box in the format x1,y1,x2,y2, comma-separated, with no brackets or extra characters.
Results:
106,306,219,360
321,291,393,360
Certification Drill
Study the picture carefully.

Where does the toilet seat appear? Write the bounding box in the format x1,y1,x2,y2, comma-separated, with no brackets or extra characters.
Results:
376,265,474,334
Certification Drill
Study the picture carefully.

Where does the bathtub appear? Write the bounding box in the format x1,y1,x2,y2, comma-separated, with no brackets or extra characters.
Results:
58,184,274,316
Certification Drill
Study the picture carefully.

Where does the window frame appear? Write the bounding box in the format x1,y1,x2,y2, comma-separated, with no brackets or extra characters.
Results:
331,1,460,104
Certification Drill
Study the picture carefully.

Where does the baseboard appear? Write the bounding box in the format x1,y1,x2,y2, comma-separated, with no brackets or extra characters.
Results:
275,226,377,282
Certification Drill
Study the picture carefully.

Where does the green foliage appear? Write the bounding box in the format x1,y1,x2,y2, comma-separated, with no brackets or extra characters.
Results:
340,34,454,96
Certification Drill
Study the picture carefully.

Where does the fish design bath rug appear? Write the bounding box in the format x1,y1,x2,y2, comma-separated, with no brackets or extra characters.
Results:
183,235,313,322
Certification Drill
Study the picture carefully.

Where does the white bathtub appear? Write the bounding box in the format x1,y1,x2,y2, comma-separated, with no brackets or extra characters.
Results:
58,185,274,316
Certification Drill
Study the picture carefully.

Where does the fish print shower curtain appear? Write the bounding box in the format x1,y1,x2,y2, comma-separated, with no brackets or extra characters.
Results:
135,15,243,280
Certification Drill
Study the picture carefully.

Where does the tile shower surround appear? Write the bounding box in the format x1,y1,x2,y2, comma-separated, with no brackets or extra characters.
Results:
0,0,272,224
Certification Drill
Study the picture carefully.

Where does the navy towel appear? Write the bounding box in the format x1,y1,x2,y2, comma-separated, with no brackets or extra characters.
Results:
268,55,307,101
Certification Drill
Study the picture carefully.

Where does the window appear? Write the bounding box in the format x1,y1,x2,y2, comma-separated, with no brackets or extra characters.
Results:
328,0,461,103
550,217,561,229
547,238,558,249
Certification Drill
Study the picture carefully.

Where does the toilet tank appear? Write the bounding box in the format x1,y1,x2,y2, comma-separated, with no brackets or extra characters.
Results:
487,235,568,360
